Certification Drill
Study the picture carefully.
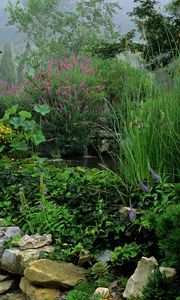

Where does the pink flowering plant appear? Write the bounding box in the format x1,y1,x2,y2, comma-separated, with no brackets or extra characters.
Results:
0,80,19,98
23,55,105,155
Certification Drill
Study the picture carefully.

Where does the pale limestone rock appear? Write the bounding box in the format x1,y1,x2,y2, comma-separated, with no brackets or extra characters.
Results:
0,293,26,300
18,234,52,250
0,280,14,294
94,287,110,299
24,259,86,289
159,267,176,278
123,256,158,299
0,275,10,282
1,246,54,275
20,277,60,300
78,250,91,266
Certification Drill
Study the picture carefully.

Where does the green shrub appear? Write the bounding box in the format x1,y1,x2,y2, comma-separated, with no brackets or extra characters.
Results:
67,282,97,300
0,104,49,158
142,268,180,300
111,242,140,266
97,59,154,118
155,204,180,269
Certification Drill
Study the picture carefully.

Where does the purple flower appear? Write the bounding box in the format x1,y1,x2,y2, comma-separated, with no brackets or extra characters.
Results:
139,181,149,192
129,209,136,220
150,168,161,180
39,203,45,210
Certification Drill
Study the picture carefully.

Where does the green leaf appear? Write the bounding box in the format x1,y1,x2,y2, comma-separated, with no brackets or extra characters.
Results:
10,117,25,129
30,130,46,145
10,141,29,151
23,120,36,131
19,111,32,119
2,105,18,121
0,146,5,153
34,104,50,116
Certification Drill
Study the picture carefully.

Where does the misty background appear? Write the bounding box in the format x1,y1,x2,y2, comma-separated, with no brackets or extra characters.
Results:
0,0,170,52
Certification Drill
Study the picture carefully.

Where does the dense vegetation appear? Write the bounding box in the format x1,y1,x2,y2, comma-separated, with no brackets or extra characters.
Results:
0,0,180,299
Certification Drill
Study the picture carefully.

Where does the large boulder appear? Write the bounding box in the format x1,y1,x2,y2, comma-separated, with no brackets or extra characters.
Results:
20,277,61,300
123,256,158,299
18,234,52,250
24,259,86,289
1,246,54,275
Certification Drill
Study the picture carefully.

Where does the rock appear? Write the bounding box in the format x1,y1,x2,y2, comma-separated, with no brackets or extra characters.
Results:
0,275,10,282
20,277,60,300
0,226,22,258
0,293,26,300
78,250,91,266
97,250,113,263
0,239,6,259
4,227,22,239
94,287,110,299
18,234,52,250
24,259,86,289
123,256,158,299
159,267,176,278
0,280,14,294
1,246,54,275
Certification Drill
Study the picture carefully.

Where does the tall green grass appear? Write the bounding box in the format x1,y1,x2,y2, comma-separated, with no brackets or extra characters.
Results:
109,57,180,188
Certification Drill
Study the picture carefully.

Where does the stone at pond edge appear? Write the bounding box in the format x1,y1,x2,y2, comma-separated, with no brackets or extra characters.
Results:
18,234,52,250
78,250,91,266
159,267,176,278
1,246,54,275
0,280,14,294
94,287,110,299
0,293,26,300
123,256,158,299
24,259,86,289
0,227,22,258
20,277,61,300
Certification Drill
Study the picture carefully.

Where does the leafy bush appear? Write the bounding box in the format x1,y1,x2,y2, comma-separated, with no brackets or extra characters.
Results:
97,59,154,117
155,204,180,269
142,268,180,300
111,242,140,266
0,104,49,157
67,282,97,300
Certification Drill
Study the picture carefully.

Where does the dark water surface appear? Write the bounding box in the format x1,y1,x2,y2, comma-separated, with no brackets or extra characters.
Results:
48,155,116,170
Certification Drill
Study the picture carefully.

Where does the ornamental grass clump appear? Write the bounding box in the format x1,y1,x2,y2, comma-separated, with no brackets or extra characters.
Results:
109,70,180,188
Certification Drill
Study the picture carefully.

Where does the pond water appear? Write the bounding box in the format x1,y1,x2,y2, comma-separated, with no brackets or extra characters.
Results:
48,155,116,170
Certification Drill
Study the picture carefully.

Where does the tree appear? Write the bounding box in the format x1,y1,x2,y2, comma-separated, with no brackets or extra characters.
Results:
128,0,180,69
0,43,17,87
6,0,120,59
166,0,180,17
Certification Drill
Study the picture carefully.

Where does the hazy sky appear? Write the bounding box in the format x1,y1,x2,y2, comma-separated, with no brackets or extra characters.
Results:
115,0,170,33
0,0,171,49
